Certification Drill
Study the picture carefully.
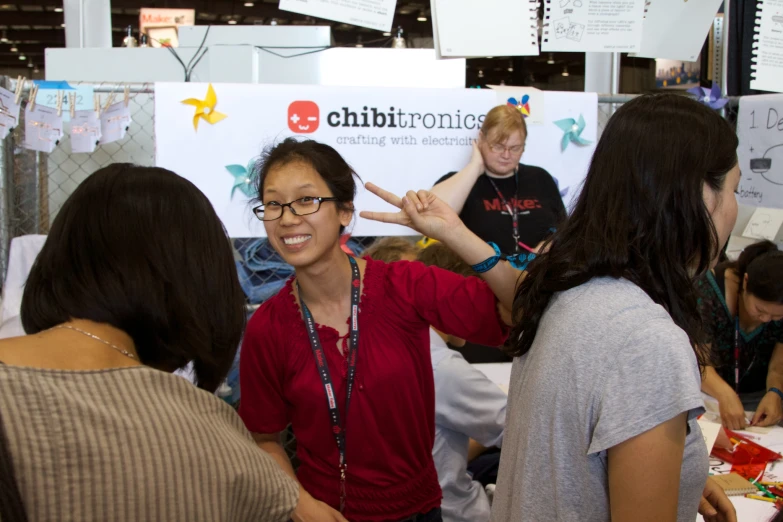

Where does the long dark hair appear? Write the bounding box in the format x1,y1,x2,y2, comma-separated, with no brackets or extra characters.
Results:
732,240,783,303
22,164,246,392
509,94,738,367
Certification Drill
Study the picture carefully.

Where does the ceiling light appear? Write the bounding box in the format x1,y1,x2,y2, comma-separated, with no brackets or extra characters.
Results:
33,66,39,73
54,7,63,12
562,66,569,77
417,12,427,21
508,66,514,72
382,32,391,36
486,56,493,59
61,23,66,28
228,19,237,24
19,54,26,60
27,62,33,68
547,53,555,65
9,45,17,52
244,1,254,5
0,32,7,43
355,36,363,48
478,69,484,78
269,19,278,25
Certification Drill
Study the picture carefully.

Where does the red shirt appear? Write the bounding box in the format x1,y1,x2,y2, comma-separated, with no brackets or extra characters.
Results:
239,258,508,521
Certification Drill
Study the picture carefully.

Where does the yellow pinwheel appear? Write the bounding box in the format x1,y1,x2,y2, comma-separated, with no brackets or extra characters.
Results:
181,84,227,130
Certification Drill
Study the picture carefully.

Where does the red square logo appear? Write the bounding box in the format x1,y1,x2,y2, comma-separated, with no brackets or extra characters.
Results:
288,101,320,134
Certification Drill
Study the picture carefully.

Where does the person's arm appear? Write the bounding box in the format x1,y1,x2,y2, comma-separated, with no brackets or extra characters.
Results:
701,363,748,430
430,140,484,214
608,413,687,522
751,342,783,426
467,439,489,462
253,432,297,480
433,357,506,448
252,432,347,522
360,182,519,311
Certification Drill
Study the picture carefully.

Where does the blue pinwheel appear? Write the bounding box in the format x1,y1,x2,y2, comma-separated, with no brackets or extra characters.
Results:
687,84,728,110
553,114,592,152
225,161,257,199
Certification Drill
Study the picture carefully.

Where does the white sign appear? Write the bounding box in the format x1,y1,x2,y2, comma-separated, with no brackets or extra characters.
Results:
737,94,783,209
751,0,783,93
278,0,397,32
154,83,597,237
432,0,539,58
634,0,723,62
542,0,646,53
139,7,195,47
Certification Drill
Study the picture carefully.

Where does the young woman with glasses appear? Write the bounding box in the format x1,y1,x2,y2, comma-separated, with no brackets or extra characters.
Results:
431,104,565,257
238,138,515,522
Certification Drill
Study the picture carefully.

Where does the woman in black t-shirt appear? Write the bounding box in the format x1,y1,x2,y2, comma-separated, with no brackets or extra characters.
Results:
432,104,565,257
698,240,783,430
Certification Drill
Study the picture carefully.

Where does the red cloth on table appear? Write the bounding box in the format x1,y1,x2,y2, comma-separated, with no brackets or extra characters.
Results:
239,258,509,521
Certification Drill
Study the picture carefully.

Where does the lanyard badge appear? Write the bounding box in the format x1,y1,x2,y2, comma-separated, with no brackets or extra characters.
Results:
298,255,361,513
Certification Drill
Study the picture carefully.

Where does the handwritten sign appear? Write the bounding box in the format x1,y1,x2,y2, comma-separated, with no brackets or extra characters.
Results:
737,94,783,209
742,206,783,241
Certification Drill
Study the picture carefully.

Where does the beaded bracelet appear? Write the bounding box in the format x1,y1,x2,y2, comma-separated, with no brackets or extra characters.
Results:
471,242,537,273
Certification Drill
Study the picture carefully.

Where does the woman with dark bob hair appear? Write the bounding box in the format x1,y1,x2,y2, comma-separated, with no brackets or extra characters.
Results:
0,164,304,522
361,94,740,522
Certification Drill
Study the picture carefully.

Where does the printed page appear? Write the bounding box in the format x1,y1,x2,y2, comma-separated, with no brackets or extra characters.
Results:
751,0,783,93
434,0,539,58
70,110,102,154
99,102,132,145
635,0,723,62
542,0,645,52
742,207,783,241
0,86,21,140
278,0,397,32
22,104,63,153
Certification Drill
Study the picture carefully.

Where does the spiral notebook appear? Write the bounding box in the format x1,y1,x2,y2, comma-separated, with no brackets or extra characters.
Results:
711,473,759,496
751,0,783,93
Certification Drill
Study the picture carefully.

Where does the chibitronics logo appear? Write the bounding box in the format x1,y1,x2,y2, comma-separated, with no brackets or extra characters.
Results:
288,101,320,134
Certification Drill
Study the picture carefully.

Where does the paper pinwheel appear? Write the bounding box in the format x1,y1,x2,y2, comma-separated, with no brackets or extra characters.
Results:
687,84,728,110
507,95,531,118
225,161,257,199
181,84,227,130
553,114,592,152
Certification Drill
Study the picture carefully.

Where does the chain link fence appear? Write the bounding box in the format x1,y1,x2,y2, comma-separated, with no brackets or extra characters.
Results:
0,80,637,464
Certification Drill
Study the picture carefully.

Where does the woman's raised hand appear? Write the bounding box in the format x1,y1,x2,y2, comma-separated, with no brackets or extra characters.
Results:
359,183,465,243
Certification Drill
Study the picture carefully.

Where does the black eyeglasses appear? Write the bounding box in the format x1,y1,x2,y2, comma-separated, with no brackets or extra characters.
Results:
253,196,339,221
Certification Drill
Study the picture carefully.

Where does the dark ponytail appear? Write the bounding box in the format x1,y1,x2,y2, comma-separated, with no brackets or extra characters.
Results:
733,240,783,303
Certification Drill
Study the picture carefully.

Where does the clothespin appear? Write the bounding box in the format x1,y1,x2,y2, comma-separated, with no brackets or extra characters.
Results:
94,93,100,113
103,91,116,112
56,91,64,117
28,84,39,111
14,76,26,105
69,93,76,119
123,84,130,108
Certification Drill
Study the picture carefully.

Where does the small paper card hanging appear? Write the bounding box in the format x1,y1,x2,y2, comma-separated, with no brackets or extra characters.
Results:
99,101,132,145
71,109,102,154
22,104,64,153
0,85,22,140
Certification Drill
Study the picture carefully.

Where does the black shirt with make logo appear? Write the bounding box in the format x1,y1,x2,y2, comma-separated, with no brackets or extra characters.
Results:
435,164,566,255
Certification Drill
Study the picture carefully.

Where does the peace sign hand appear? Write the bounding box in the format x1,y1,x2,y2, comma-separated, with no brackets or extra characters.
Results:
359,183,465,243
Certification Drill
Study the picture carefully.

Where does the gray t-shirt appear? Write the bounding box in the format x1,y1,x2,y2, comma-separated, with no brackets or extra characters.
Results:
491,278,708,522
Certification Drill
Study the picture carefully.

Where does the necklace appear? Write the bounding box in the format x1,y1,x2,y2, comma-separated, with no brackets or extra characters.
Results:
54,325,137,360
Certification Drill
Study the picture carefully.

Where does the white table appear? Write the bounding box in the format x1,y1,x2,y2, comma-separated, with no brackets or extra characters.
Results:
471,363,781,521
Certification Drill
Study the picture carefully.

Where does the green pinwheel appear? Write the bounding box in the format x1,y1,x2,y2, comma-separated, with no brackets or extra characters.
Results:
225,161,257,199
553,114,592,152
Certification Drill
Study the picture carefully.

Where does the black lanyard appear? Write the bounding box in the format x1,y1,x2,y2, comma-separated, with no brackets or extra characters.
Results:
297,255,360,513
486,169,521,253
